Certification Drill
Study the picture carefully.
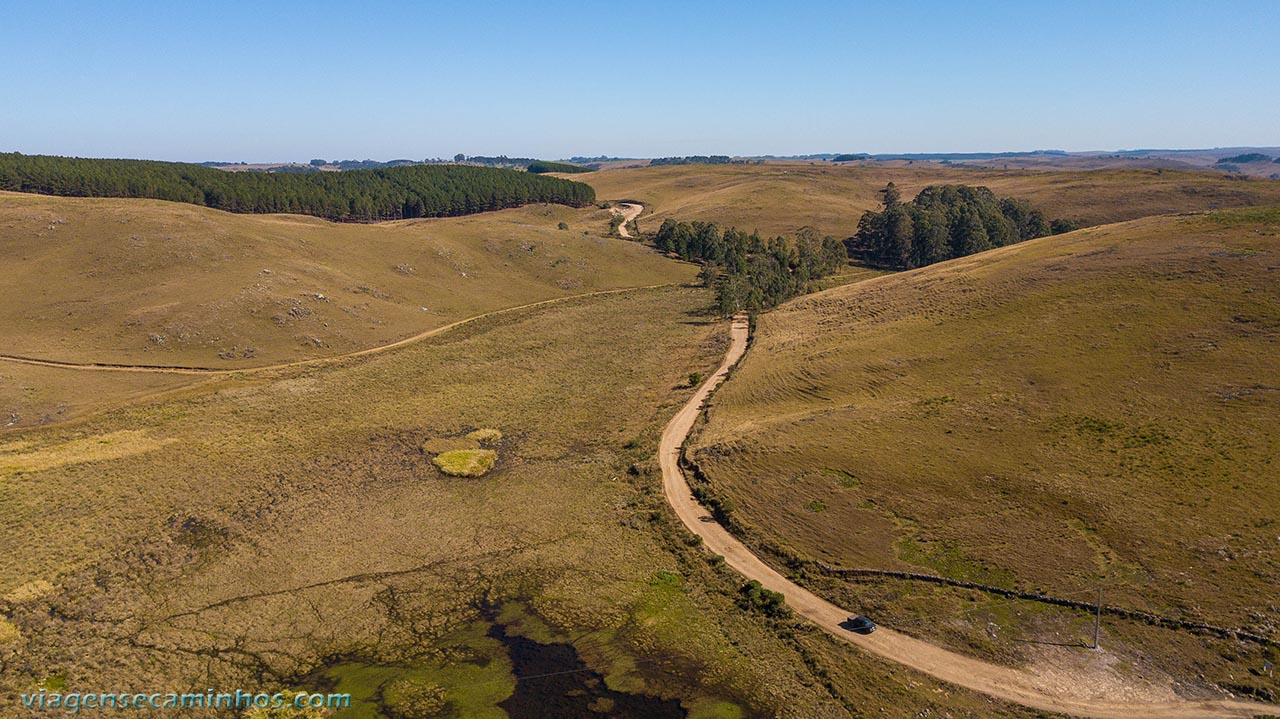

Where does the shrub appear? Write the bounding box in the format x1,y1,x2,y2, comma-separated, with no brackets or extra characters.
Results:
4,579,54,603
432,449,498,477
0,617,19,646
688,372,703,387
1050,218,1080,234
557,221,569,230
737,580,790,618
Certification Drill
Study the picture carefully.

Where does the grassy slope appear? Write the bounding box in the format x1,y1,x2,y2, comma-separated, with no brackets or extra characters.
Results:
0,191,693,367
579,163,1280,238
0,287,1047,718
689,208,1279,693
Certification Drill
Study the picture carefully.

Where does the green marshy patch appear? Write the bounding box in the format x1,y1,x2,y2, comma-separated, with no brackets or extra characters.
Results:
433,450,498,477
303,604,705,719
307,623,514,719
422,428,503,477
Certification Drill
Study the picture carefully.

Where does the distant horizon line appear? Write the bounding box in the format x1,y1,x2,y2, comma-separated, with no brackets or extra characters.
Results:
5,146,1280,166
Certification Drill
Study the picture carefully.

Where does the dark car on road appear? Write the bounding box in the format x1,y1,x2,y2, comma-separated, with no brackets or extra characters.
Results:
842,615,877,634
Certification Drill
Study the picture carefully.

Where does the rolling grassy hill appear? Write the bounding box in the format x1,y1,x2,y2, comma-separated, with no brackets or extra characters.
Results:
579,163,1280,239
688,207,1280,697
0,191,694,369
0,286,1051,719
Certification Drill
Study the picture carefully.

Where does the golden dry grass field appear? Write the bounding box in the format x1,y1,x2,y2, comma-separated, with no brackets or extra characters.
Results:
0,191,689,369
577,163,1280,238
688,207,1280,700
4,168,1279,717
0,279,1058,718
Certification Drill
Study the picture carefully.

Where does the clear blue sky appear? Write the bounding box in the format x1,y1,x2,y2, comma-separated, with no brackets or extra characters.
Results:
1,0,1276,162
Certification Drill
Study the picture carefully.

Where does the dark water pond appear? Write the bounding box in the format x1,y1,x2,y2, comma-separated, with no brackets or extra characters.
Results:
307,612,689,718
489,622,686,719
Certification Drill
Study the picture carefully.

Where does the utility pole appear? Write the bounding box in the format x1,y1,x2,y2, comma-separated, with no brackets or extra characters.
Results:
1092,587,1102,650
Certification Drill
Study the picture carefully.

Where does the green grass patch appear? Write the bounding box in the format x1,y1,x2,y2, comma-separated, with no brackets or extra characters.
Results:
897,537,1017,589
687,697,747,719
431,449,497,477
1204,205,1280,226
821,468,859,489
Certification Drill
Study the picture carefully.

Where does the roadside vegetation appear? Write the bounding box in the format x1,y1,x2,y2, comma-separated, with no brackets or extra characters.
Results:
0,153,595,222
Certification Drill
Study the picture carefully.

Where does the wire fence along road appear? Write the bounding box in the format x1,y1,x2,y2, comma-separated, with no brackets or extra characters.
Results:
658,313,1268,719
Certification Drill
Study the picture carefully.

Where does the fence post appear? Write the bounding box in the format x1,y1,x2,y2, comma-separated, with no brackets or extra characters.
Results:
1092,588,1102,649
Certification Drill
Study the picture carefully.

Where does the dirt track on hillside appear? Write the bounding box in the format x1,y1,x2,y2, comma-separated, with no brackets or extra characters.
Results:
0,284,672,375
659,313,1267,719
611,202,643,238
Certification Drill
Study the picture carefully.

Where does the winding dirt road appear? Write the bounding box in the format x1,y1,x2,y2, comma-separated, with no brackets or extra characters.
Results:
611,202,643,238
659,314,1266,719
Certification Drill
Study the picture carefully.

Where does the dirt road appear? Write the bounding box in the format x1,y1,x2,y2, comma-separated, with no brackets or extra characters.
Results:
611,202,643,238
659,313,1266,719
0,284,673,375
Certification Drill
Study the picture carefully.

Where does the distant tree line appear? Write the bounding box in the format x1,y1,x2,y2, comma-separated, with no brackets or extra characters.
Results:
649,155,734,166
833,153,871,162
655,218,847,313
0,153,595,222
1216,153,1273,164
852,183,1075,270
453,154,543,168
526,160,590,174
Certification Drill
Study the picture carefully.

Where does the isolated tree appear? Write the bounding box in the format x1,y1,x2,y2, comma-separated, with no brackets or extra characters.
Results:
880,181,901,207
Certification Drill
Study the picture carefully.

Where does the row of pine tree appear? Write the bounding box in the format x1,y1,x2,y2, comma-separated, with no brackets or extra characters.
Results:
0,153,595,222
